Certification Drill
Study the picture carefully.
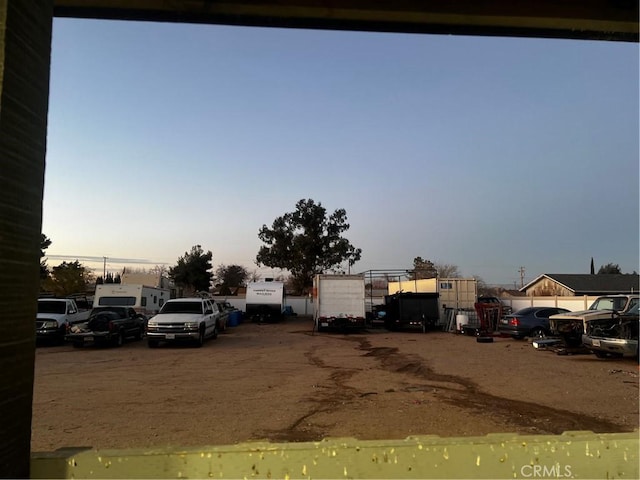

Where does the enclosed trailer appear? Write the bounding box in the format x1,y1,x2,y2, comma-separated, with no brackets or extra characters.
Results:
381,292,440,332
93,284,170,316
313,274,366,332
245,281,285,322
387,277,477,310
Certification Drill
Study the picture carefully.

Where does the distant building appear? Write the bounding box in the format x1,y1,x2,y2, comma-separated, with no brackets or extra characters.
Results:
520,274,639,296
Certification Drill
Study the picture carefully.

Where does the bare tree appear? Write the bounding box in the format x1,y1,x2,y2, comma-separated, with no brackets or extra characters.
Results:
434,263,461,278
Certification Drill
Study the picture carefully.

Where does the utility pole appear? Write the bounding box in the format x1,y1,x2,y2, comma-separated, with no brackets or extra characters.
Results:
518,266,525,288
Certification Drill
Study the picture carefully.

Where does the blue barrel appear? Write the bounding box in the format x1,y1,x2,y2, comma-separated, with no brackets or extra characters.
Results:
228,310,241,327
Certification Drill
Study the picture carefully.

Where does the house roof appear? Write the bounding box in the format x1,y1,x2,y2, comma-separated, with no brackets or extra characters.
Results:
520,274,640,294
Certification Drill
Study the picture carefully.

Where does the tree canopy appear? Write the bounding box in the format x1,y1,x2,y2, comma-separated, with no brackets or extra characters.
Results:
597,263,622,274
215,264,249,295
169,245,213,294
40,233,51,280
409,257,438,280
256,199,362,292
42,260,95,297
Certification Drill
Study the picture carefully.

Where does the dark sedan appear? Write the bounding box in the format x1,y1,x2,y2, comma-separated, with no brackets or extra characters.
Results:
498,307,571,339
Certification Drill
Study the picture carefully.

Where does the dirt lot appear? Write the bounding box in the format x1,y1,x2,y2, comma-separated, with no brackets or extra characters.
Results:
31,316,639,452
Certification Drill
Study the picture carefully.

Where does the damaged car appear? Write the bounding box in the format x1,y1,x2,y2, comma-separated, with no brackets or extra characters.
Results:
582,303,639,359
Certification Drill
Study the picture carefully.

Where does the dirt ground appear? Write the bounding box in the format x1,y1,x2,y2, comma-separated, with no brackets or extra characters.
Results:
31,316,639,452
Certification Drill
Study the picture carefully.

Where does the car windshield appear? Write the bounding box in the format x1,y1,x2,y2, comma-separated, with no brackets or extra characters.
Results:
589,297,628,311
159,302,203,314
513,307,537,316
37,301,66,314
624,303,639,315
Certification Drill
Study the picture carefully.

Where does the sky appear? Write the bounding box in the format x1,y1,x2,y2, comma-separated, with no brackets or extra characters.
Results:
42,18,639,287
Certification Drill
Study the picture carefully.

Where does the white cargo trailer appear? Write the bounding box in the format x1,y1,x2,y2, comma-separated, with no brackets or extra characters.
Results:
313,274,366,332
245,281,285,322
93,284,170,316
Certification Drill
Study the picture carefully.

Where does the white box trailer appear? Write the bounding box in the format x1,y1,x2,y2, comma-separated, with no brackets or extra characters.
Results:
245,281,285,322
93,284,170,316
313,274,366,332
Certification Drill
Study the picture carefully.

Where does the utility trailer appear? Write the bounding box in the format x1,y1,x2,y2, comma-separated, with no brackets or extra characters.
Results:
380,292,439,332
313,274,366,332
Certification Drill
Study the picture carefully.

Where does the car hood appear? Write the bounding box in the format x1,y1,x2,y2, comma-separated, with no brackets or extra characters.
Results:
36,312,66,320
152,313,203,324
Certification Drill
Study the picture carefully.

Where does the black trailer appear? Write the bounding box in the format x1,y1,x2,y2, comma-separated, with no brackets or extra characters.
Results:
381,292,439,332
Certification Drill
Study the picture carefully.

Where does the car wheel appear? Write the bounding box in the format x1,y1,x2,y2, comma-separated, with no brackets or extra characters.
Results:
594,351,609,358
147,339,159,348
113,330,124,347
212,323,218,340
72,341,83,348
530,327,547,339
194,328,205,347
57,326,67,345
134,327,143,341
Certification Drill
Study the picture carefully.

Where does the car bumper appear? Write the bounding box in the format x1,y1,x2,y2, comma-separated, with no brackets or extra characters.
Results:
582,335,638,357
497,325,528,337
146,331,198,341
317,317,366,330
36,328,63,339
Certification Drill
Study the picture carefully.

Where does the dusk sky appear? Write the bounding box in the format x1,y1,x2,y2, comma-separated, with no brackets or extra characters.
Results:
42,19,639,286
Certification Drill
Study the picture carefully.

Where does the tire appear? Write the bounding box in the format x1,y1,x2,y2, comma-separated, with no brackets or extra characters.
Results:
529,327,547,339
194,328,205,347
211,323,219,340
477,336,494,343
147,339,159,348
594,351,609,358
72,341,83,348
113,330,124,347
134,326,143,341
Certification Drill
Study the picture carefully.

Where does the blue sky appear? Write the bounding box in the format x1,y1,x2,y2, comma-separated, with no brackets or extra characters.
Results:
43,19,639,286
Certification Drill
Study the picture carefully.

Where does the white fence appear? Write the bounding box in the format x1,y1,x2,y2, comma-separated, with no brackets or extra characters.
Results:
500,296,600,313
215,296,314,315
215,295,603,317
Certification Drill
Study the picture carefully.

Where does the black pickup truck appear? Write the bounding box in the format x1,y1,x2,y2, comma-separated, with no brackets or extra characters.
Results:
65,306,146,348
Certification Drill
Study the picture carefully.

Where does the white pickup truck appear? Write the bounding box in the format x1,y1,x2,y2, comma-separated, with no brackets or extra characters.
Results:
549,294,639,348
36,297,91,344
145,297,224,348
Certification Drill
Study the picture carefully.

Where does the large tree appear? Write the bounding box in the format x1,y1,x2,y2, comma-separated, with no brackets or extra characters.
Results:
434,262,461,278
597,263,622,274
256,199,362,293
215,264,249,295
43,260,95,297
409,257,438,280
169,245,213,294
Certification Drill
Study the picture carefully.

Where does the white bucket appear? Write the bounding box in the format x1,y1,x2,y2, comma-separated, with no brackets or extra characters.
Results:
456,314,469,332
